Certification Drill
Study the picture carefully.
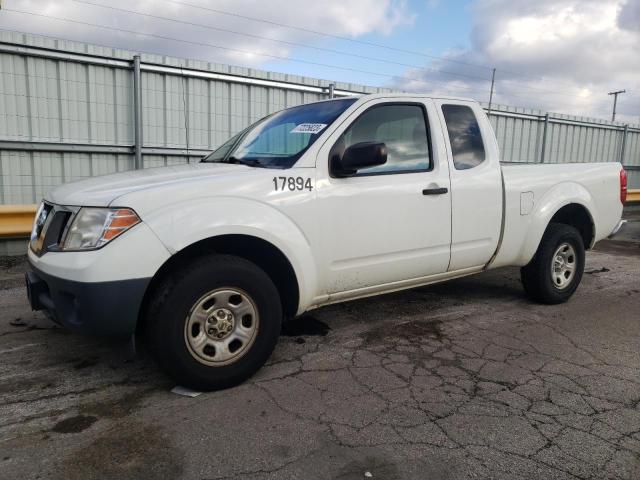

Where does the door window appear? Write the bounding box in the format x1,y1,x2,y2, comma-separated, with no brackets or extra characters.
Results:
335,104,431,175
441,104,486,170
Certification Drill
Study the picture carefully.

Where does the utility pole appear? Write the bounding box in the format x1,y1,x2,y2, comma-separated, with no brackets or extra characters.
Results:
488,68,496,114
608,90,625,122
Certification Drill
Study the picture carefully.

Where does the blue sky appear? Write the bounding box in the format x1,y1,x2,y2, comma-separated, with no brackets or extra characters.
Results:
246,0,482,90
1,0,638,122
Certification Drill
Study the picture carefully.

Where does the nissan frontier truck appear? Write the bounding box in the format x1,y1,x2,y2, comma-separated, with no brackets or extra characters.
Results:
26,94,626,390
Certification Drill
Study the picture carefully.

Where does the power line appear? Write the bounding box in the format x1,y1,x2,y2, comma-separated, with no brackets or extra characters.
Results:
157,0,495,72
158,0,601,94
4,6,599,107
7,2,600,103
0,8,420,81
129,0,607,98
69,0,491,83
158,0,610,94
500,88,595,99
497,91,584,109
495,78,603,100
486,66,588,91
2,7,491,96
9,3,614,108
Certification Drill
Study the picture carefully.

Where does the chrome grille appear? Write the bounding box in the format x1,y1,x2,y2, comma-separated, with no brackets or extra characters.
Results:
29,203,76,256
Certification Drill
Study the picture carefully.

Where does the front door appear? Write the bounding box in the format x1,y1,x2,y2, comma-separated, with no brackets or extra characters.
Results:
315,99,452,295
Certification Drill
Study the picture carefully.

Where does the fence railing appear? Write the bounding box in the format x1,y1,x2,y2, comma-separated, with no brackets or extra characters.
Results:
484,107,639,168
0,31,639,207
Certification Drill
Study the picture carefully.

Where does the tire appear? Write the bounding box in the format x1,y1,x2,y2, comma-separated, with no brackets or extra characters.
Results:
145,254,282,391
520,223,585,305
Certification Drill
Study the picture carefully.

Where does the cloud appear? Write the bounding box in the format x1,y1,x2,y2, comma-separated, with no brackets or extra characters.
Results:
618,0,640,31
395,0,640,123
1,0,413,66
2,0,638,122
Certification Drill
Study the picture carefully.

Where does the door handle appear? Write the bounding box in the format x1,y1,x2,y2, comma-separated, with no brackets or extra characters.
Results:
422,187,448,195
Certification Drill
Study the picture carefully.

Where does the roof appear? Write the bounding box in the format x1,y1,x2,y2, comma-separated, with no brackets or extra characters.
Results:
337,92,478,103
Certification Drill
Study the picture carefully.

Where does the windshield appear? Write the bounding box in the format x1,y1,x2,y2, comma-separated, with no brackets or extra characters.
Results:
202,97,358,169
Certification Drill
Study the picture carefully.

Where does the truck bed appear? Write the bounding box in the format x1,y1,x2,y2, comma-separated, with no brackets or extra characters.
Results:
490,162,624,268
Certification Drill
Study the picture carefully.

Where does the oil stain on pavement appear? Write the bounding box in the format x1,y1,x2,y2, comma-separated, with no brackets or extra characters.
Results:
51,415,97,434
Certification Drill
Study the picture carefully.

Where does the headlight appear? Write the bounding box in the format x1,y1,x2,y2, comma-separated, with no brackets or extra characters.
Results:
62,207,141,251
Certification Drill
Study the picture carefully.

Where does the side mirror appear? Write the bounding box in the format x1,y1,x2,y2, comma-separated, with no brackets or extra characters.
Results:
331,141,387,177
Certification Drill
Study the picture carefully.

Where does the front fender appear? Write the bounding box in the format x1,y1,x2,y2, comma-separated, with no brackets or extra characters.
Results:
142,197,317,312
518,182,596,265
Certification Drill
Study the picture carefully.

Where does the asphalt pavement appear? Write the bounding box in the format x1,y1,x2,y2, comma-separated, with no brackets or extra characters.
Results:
0,209,639,479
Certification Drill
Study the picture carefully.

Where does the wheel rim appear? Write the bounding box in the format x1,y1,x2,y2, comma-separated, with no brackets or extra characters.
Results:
550,242,577,290
184,288,259,366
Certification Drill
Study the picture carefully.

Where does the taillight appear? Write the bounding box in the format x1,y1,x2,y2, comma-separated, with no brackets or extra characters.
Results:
620,169,627,204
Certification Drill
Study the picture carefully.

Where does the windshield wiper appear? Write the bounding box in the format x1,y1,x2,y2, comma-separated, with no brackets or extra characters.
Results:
225,156,267,168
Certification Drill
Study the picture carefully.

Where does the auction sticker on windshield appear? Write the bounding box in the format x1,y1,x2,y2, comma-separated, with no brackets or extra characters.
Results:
290,123,327,134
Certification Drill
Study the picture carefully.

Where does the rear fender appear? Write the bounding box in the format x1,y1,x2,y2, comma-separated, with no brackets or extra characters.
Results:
518,182,596,265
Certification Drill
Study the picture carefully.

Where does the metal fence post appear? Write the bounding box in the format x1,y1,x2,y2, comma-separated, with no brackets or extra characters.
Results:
539,113,549,163
620,124,628,165
133,55,143,170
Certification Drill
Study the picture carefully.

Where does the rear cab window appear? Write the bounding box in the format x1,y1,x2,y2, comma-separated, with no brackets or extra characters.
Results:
441,104,486,170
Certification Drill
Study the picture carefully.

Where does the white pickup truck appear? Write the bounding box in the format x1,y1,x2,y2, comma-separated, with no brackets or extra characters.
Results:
26,94,626,390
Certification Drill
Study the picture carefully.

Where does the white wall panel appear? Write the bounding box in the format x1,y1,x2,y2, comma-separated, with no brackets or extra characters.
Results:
0,31,638,205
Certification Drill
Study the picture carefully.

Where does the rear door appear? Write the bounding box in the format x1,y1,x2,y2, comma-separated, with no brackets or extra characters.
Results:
314,98,452,295
435,100,502,270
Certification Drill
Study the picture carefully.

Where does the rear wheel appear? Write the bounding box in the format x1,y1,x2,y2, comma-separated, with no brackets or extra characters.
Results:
146,254,282,391
520,223,585,304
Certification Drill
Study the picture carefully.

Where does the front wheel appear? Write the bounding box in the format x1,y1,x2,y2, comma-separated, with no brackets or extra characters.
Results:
145,254,282,391
520,223,585,304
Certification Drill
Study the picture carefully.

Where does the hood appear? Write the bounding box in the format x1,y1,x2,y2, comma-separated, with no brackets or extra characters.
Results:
45,163,253,207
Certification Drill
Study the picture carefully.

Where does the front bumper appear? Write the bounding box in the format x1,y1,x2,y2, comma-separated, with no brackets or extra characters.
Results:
26,264,150,337
24,220,170,336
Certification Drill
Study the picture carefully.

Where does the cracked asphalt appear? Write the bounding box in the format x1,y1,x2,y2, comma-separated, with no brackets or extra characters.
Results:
1,209,639,480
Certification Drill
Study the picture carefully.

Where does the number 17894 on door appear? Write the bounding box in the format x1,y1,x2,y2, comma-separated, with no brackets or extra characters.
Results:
273,177,313,191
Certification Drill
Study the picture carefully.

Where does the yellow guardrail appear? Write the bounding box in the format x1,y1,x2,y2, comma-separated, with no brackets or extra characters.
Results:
0,191,638,238
0,204,37,238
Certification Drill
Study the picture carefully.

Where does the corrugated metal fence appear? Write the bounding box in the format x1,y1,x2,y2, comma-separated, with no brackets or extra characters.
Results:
1,31,639,205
